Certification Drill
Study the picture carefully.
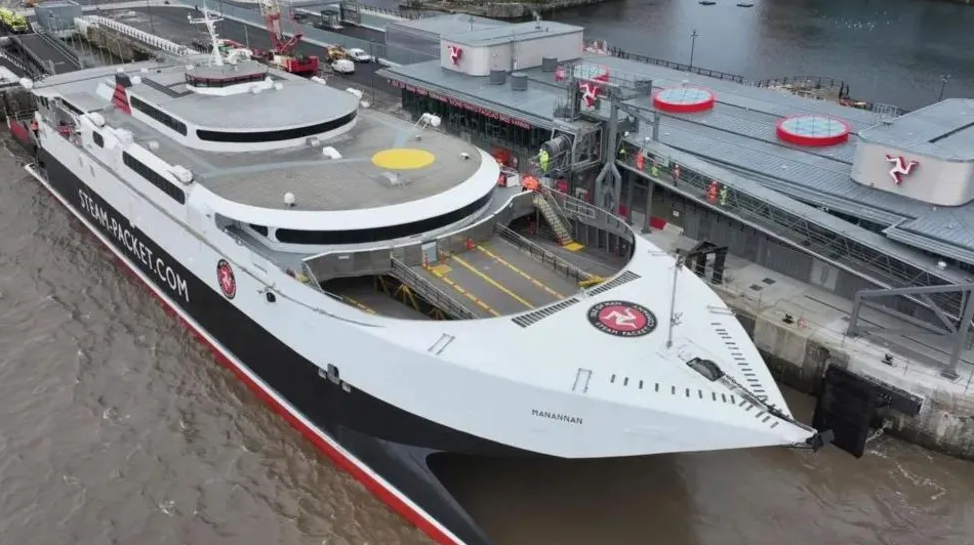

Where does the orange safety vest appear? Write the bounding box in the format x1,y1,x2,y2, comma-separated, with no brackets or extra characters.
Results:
635,153,644,170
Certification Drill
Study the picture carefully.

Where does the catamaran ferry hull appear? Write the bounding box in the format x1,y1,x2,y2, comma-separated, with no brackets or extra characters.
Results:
27,146,504,545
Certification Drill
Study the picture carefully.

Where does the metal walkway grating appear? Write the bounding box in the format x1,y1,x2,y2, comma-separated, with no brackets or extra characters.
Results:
511,297,581,328
585,270,641,296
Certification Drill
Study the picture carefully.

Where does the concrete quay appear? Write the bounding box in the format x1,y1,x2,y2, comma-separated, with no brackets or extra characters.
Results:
640,224,974,460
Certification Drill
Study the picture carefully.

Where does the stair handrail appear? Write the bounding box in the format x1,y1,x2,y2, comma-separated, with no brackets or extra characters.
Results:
389,258,477,320
494,224,594,284
539,186,571,226
541,185,598,221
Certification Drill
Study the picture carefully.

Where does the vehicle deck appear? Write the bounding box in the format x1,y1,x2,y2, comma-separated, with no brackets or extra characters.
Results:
326,277,431,320
412,237,587,318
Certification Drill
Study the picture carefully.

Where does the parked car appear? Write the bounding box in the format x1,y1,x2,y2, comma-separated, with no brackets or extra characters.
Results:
331,59,355,74
346,48,373,63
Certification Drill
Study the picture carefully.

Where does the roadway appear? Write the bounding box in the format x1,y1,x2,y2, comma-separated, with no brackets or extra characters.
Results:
414,238,581,318
119,6,397,95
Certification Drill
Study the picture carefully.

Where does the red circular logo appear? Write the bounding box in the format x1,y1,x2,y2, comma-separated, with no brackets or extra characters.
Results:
217,259,236,299
587,301,657,337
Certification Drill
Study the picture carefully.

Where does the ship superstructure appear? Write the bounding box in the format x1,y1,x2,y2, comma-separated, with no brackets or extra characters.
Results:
12,10,824,545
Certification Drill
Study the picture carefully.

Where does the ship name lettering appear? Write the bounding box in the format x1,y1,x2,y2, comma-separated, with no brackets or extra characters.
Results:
531,409,583,425
77,190,190,304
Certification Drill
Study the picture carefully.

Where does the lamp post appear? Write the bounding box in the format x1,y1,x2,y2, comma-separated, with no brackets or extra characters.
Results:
689,29,699,70
938,74,950,102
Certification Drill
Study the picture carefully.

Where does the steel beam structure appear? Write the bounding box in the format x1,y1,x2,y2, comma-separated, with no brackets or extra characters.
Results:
847,283,974,379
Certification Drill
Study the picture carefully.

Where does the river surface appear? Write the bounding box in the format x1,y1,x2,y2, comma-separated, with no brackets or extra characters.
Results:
366,0,974,111
4,1,974,544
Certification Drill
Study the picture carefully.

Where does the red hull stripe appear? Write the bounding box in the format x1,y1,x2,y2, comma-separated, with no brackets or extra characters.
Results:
25,165,466,545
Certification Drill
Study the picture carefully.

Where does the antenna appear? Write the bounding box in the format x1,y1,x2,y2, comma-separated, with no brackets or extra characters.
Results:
666,254,684,348
187,2,225,66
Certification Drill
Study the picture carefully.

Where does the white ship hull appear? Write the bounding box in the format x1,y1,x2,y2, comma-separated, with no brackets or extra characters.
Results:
29,140,505,545
10,58,820,542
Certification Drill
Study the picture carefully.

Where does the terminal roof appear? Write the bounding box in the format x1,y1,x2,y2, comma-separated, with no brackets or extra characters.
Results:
444,21,583,47
381,56,974,263
858,99,974,160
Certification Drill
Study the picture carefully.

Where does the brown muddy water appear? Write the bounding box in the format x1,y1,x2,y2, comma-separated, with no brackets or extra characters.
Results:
0,140,972,545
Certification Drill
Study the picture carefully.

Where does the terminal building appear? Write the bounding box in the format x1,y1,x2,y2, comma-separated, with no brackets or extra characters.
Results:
379,15,974,377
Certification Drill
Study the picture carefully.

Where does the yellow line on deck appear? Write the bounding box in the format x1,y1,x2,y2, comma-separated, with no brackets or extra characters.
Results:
450,254,534,309
344,296,376,314
428,264,500,317
476,245,564,299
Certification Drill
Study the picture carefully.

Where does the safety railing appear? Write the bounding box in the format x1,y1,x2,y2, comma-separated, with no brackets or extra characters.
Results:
605,45,747,84
358,3,429,19
541,185,633,243
495,224,594,285
80,15,195,56
389,257,477,320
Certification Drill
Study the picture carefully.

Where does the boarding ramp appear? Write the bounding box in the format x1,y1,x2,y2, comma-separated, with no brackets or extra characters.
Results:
10,32,81,74
77,15,195,56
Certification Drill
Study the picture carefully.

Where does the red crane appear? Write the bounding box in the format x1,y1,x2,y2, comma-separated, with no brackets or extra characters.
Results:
255,0,318,75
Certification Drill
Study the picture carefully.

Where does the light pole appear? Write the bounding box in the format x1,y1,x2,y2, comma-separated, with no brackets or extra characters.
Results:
938,74,950,102
689,29,699,70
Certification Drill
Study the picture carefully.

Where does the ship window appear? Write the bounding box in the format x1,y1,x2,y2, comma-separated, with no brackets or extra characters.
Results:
275,191,492,245
92,131,104,148
196,111,356,143
130,95,188,136
122,152,186,205
249,224,269,236
61,99,82,115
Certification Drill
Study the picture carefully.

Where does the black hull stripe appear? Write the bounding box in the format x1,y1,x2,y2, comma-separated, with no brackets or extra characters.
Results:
32,147,502,545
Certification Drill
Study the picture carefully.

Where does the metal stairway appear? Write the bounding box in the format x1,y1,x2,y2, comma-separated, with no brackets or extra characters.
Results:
533,191,574,246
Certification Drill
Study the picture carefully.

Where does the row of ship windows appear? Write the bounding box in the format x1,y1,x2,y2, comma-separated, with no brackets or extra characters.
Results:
91,126,491,242
246,191,494,245
130,95,357,143
92,125,186,205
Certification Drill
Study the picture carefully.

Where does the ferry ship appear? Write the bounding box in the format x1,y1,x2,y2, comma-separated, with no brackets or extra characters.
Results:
6,10,826,545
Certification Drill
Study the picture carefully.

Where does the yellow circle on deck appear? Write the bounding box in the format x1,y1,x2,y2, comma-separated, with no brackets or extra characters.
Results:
372,148,436,170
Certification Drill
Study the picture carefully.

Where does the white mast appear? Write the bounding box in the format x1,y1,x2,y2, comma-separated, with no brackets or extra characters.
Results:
187,2,225,67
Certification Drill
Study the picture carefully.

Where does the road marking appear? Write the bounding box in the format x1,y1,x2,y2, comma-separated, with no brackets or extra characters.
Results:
427,264,500,316
450,254,534,309
476,244,564,299
430,264,452,275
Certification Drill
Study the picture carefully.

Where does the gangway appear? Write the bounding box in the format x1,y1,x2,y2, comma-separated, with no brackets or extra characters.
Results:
10,33,81,75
